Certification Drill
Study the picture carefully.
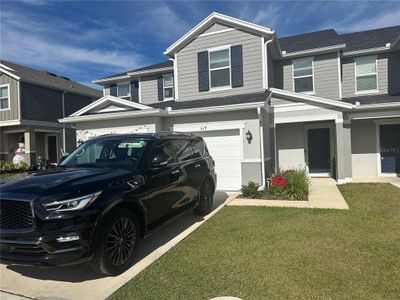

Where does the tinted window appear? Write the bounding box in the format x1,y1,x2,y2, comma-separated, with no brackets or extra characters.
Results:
196,140,209,157
191,142,201,159
172,139,193,161
150,141,175,164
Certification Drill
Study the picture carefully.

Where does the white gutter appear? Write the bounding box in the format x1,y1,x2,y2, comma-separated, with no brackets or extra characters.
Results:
61,90,67,152
342,45,391,57
281,44,346,58
264,37,274,89
257,106,266,191
170,54,178,100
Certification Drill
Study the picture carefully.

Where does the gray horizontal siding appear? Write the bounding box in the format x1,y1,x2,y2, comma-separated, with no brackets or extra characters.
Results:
201,22,231,35
140,75,159,104
20,82,63,122
177,28,264,101
341,52,398,98
0,73,19,121
64,93,94,116
273,52,340,100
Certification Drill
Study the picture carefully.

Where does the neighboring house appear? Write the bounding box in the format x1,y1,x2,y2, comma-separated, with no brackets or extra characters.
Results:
60,13,400,190
0,60,101,165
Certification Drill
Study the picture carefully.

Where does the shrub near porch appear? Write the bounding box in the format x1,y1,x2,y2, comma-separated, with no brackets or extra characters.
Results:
241,169,310,200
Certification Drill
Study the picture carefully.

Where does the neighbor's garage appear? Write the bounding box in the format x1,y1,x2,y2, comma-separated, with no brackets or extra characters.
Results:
191,129,242,191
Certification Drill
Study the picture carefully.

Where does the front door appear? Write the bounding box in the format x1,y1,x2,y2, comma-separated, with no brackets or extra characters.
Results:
307,128,331,174
47,135,57,163
380,124,400,174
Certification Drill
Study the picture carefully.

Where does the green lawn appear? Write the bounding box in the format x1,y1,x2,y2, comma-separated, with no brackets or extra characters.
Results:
112,184,400,300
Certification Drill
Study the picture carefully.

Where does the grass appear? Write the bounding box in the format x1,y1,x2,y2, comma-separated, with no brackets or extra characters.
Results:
112,184,400,300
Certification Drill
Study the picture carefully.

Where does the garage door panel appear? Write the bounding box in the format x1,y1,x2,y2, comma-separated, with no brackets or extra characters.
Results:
194,129,242,191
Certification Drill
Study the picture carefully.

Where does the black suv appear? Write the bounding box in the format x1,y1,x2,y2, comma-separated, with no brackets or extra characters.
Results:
0,133,216,275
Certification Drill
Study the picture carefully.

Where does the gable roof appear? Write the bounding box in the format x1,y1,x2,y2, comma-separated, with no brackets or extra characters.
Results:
70,95,152,117
340,25,400,52
279,29,344,53
0,60,101,98
95,60,173,82
164,12,274,56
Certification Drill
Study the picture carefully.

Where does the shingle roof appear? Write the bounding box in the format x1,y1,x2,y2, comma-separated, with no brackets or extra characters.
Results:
149,91,269,110
278,26,400,54
340,26,400,51
278,29,344,53
1,60,101,98
342,93,400,105
99,60,173,80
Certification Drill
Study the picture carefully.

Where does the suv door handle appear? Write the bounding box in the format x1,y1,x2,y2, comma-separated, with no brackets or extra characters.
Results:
195,164,201,168
171,170,180,174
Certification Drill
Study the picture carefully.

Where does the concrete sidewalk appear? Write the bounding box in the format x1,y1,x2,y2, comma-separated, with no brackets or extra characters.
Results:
0,192,236,300
352,176,400,189
228,178,349,210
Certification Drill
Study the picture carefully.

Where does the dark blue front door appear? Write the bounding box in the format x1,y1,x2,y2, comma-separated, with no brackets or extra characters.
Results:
380,124,400,174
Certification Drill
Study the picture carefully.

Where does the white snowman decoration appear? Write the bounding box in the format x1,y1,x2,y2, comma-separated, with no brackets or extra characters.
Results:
13,142,26,164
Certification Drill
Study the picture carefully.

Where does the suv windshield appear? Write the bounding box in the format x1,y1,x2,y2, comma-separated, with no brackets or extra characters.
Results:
61,138,149,169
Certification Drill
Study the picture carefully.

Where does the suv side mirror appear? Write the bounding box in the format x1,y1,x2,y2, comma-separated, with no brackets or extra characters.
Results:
60,152,69,163
150,153,169,168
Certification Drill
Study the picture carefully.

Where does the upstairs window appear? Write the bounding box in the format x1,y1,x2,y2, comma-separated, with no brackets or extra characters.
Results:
163,74,174,100
117,82,130,99
0,84,10,110
293,58,314,93
209,48,231,88
355,56,378,93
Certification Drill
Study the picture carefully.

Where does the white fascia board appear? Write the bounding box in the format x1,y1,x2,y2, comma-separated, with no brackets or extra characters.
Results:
127,67,173,77
70,95,152,117
0,67,21,80
269,88,355,109
59,109,166,123
342,46,391,57
354,102,400,111
167,101,265,116
280,44,346,58
0,119,22,127
92,74,131,84
164,12,274,56
0,63,16,71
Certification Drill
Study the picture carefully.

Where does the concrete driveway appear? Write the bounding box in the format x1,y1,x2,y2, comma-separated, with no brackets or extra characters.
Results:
0,192,236,300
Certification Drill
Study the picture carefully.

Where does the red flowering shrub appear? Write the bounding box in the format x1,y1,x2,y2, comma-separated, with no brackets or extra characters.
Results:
271,175,287,189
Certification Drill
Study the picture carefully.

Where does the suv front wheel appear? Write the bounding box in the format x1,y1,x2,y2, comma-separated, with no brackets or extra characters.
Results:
193,180,214,216
89,209,140,276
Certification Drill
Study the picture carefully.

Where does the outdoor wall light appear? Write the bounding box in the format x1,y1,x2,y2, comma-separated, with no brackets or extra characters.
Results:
246,130,253,144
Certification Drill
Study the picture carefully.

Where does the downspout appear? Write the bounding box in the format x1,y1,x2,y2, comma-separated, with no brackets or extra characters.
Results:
62,90,67,154
264,36,274,89
257,106,266,191
169,53,178,100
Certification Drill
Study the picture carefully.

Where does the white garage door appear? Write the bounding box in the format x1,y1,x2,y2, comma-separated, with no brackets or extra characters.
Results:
195,129,242,191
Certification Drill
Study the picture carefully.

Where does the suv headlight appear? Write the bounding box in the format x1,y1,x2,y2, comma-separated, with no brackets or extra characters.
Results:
42,192,102,212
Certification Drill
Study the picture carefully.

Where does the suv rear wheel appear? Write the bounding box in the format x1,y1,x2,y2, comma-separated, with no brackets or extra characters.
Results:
89,209,140,276
194,180,214,216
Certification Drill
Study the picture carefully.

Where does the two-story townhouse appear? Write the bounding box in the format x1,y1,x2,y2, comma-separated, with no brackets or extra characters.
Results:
60,12,400,190
0,60,101,165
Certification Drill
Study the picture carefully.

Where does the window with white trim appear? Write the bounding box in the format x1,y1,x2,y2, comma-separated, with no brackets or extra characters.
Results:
209,48,231,88
355,56,377,92
117,82,130,99
293,58,314,93
163,74,174,99
0,85,10,110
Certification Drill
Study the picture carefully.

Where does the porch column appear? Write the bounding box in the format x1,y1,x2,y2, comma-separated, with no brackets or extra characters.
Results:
24,127,36,166
335,119,352,184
